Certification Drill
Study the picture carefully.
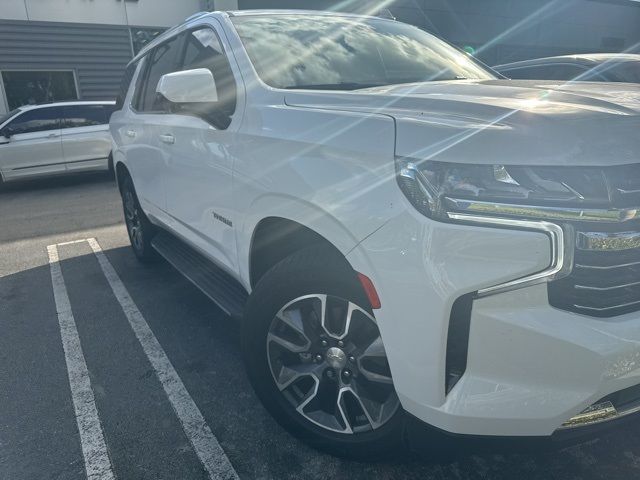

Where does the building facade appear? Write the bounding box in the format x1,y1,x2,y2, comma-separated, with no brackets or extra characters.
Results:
0,0,238,114
1,0,639,114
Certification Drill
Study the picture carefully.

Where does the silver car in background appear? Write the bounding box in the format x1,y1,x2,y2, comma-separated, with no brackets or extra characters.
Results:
495,53,640,83
0,101,115,184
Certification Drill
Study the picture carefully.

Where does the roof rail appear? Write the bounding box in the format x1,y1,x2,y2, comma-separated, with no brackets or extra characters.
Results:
185,11,210,22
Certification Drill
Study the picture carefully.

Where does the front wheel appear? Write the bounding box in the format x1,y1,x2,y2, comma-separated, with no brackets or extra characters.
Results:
242,246,404,458
121,175,156,262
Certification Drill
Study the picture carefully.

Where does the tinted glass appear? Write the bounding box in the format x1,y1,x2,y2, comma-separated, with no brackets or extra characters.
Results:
181,28,236,120
6,107,61,135
115,63,138,110
141,35,183,112
2,71,77,110
0,108,22,128
607,62,640,83
131,27,166,55
62,105,115,128
231,15,494,90
503,64,589,81
132,57,148,111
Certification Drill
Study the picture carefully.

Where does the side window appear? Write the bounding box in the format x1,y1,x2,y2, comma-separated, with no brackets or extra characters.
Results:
115,63,137,111
131,57,148,111
606,62,640,83
62,105,114,129
6,107,61,135
140,35,183,112
504,64,588,81
180,27,237,128
500,67,534,80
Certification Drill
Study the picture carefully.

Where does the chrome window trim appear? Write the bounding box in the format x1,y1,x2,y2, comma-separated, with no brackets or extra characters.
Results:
444,198,640,223
447,212,568,298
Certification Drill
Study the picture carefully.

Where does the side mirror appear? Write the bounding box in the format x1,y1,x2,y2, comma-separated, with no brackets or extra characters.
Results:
0,135,9,145
1,125,15,137
156,68,218,104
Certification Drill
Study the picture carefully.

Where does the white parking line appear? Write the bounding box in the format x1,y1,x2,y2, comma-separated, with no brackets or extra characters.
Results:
86,238,239,480
47,243,115,480
56,239,93,247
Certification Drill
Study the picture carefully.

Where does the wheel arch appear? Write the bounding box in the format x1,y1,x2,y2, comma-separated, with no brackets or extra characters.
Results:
115,160,130,193
248,216,354,288
242,196,363,289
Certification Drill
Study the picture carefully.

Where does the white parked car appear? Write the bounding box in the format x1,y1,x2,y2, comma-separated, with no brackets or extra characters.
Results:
110,10,640,457
0,101,115,184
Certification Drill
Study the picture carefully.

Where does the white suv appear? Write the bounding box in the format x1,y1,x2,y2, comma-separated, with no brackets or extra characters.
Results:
0,101,115,184
110,10,640,457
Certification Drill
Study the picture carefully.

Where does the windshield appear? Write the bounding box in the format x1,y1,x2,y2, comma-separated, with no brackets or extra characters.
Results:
231,15,495,90
0,108,21,127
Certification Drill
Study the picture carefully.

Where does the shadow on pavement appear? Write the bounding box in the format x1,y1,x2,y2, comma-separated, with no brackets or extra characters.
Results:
0,171,115,194
0,173,122,244
2,243,640,479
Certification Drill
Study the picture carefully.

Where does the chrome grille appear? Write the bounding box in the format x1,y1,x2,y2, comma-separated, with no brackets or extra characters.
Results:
549,221,640,318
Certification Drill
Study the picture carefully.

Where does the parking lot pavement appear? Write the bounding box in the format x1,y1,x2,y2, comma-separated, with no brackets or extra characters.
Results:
4,175,640,480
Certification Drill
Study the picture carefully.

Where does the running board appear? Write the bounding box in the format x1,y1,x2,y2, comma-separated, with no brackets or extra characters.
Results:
151,231,248,318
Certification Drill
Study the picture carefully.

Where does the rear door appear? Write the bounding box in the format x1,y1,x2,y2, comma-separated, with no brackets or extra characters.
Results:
126,33,185,215
0,106,64,181
60,104,114,172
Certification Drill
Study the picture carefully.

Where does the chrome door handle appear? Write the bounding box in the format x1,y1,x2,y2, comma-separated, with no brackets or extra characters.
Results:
125,129,136,138
159,134,175,145
47,133,59,138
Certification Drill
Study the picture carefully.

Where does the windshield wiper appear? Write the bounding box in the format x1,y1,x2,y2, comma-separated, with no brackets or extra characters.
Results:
284,82,385,91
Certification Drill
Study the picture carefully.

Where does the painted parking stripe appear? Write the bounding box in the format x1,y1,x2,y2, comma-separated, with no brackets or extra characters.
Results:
47,244,116,480
86,238,239,480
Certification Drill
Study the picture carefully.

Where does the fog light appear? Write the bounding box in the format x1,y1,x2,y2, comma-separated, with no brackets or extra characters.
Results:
561,401,618,428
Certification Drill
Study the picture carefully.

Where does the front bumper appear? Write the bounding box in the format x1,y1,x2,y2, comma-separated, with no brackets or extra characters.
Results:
346,208,640,437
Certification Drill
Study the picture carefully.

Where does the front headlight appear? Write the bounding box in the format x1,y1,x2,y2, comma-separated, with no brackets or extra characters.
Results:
396,158,610,220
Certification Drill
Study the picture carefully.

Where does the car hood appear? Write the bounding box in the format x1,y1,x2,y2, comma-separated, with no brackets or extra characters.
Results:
284,79,640,167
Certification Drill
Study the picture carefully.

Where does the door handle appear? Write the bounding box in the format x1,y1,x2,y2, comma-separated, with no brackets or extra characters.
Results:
159,134,175,145
47,133,59,138
125,129,136,138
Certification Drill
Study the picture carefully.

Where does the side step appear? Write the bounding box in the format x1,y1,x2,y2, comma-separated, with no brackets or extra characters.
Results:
151,231,248,318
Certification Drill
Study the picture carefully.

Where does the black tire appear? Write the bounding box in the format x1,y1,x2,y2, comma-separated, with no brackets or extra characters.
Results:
242,245,405,459
121,175,157,262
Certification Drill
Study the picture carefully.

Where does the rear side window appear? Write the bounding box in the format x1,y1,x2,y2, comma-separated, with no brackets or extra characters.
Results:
132,58,147,111
140,35,183,112
115,63,137,111
6,107,61,134
62,105,115,128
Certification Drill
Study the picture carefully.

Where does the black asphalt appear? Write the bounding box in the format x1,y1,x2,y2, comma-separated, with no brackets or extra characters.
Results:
2,173,640,479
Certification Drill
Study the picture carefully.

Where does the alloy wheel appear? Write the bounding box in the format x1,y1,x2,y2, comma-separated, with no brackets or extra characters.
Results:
266,294,399,434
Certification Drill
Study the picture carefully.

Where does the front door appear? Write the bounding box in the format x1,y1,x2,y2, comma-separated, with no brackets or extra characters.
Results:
163,25,242,274
0,106,64,181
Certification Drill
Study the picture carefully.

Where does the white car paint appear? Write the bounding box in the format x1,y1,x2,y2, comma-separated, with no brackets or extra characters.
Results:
0,101,114,183
110,10,640,438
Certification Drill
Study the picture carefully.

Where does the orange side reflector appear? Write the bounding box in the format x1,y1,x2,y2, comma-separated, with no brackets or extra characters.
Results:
357,272,381,310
